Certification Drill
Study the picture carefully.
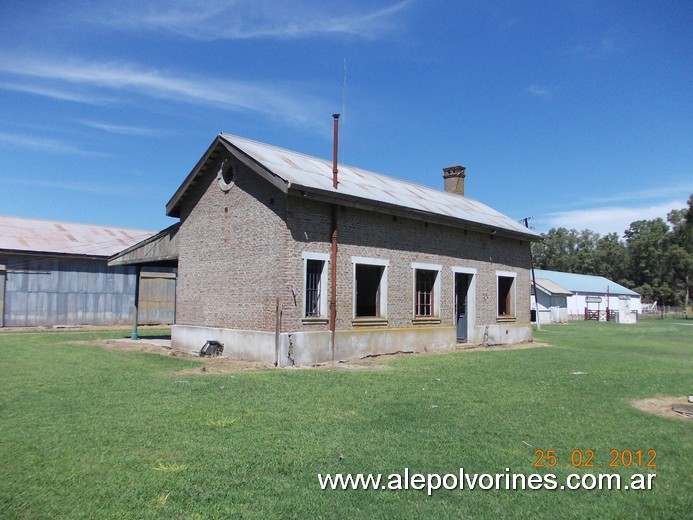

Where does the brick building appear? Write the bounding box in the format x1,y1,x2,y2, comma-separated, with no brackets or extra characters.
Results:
166,127,539,365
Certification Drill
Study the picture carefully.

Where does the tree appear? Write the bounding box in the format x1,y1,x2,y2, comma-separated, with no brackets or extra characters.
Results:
666,196,693,313
533,228,580,272
594,232,628,284
534,198,691,311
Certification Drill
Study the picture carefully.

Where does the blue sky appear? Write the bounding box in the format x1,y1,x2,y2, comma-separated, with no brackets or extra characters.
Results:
0,0,691,236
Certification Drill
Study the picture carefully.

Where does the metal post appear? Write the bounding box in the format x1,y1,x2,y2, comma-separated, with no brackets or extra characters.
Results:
329,114,341,362
131,265,141,340
523,217,540,331
0,264,6,328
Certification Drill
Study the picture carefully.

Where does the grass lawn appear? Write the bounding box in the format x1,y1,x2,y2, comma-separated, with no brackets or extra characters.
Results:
0,321,691,519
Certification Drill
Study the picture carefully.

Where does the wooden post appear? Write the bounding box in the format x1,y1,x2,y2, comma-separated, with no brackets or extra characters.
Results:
274,297,280,367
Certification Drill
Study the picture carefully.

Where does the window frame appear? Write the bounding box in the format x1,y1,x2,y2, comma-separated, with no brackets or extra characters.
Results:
351,256,389,324
496,270,517,320
301,252,329,322
411,262,442,321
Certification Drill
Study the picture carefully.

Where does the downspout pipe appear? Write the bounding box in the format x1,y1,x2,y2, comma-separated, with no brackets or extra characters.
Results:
330,114,340,361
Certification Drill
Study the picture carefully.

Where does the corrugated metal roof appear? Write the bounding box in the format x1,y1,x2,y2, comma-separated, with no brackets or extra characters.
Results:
0,215,155,257
535,278,573,296
534,269,640,296
167,133,537,238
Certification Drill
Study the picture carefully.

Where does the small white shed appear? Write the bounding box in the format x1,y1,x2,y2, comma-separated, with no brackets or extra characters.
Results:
531,277,572,323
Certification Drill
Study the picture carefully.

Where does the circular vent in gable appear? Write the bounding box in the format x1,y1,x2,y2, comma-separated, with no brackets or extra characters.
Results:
217,158,235,193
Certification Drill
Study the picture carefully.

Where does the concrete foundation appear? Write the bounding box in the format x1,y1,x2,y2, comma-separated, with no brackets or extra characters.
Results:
173,322,533,366
172,325,279,364
474,323,533,345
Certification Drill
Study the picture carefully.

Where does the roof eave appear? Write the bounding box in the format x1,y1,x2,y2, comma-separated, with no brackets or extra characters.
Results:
290,185,539,241
108,223,180,267
218,138,290,194
166,135,291,218
0,248,108,261
166,136,225,218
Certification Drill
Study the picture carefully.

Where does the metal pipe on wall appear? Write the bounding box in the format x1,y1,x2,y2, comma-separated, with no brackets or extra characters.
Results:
329,114,340,361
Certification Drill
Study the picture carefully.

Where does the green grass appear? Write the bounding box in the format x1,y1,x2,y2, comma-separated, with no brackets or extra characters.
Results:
0,322,691,519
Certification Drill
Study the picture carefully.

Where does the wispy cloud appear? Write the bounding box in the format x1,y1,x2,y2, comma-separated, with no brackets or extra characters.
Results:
0,56,330,127
525,84,551,96
0,131,108,157
577,183,693,206
0,81,113,105
540,199,688,236
78,120,158,136
84,0,414,40
0,176,127,195
555,182,693,211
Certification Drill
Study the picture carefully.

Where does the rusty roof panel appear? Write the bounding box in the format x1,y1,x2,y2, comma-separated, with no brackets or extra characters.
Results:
0,215,155,257
220,133,538,238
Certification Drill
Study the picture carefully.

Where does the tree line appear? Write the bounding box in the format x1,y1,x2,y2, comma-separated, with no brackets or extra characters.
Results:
532,195,692,308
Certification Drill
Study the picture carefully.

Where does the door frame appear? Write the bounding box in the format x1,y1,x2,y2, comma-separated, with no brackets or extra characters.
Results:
452,267,476,343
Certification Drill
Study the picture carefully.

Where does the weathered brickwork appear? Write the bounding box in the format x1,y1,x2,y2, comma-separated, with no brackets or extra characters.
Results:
176,148,532,347
176,152,289,332
282,196,531,333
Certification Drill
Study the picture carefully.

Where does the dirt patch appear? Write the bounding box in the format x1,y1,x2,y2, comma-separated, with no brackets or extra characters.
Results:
98,339,170,354
174,357,272,375
631,396,692,421
461,341,552,352
88,337,553,375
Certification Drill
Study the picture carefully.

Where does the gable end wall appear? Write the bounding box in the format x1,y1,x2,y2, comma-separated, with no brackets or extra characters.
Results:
175,152,289,332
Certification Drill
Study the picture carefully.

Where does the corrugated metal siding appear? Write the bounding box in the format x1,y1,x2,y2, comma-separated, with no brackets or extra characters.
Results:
0,254,176,327
2,255,136,326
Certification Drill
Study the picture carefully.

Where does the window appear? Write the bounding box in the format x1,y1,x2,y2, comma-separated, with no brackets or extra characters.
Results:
497,272,516,317
411,263,442,319
305,260,323,317
355,264,384,317
302,252,329,320
416,270,435,316
352,257,389,320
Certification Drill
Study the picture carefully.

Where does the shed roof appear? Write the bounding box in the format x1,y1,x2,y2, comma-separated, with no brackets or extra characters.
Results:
167,133,539,240
108,223,179,267
534,269,639,297
0,215,155,258
534,278,573,296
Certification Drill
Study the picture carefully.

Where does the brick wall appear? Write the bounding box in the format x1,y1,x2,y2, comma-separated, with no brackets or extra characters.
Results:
176,150,532,338
176,152,289,331
282,196,531,332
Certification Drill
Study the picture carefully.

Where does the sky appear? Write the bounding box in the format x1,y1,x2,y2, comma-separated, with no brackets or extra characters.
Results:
0,0,691,237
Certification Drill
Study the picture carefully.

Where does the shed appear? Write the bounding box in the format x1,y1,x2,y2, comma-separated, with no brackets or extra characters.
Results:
0,215,175,327
533,269,641,319
531,278,572,323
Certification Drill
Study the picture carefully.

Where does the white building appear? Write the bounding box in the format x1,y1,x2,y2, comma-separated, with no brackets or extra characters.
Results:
531,269,641,322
